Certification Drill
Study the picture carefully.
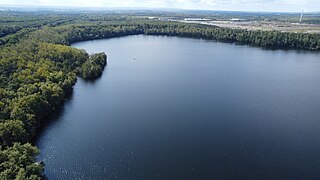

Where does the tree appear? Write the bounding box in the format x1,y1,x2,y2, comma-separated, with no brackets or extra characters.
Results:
0,143,44,179
0,120,27,146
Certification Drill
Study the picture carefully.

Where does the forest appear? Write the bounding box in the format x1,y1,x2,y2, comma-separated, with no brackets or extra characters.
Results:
0,11,319,179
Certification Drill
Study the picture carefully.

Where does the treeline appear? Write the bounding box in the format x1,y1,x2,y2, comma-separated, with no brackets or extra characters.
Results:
0,11,135,43
143,23,320,50
0,26,22,38
0,11,78,38
1,13,319,50
0,28,37,46
34,21,320,50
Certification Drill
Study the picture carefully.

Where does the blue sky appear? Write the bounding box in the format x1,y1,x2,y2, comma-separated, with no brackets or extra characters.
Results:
1,0,319,12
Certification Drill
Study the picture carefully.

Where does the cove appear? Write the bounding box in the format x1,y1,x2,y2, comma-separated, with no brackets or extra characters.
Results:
36,35,320,179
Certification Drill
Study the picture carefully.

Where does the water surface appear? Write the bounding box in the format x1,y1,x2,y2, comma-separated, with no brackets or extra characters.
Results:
37,35,320,179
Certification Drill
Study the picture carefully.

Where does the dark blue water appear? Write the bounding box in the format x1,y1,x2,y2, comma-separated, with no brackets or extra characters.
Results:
37,35,320,179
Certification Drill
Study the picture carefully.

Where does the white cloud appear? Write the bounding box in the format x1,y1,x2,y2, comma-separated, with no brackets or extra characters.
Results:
0,0,319,12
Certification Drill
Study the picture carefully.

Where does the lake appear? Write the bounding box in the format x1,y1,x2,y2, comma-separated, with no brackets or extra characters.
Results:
36,35,320,179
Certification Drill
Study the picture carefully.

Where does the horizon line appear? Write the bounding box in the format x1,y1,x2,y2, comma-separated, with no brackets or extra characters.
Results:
1,4,318,13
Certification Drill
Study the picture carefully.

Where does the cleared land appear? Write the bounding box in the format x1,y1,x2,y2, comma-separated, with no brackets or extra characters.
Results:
175,20,320,34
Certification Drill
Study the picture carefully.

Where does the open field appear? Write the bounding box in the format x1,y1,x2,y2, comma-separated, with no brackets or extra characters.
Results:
174,20,320,34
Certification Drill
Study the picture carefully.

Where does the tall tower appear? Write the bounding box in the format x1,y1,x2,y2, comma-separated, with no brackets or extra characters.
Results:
299,9,304,23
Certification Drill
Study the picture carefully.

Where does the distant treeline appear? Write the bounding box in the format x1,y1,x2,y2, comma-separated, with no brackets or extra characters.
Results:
0,14,320,179
2,21,320,50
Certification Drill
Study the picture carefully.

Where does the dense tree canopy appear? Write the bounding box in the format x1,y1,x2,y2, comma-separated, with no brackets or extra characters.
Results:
0,13,109,179
81,53,107,79
0,143,43,179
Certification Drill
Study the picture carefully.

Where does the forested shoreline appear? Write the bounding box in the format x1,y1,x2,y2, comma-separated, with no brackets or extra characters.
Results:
0,22,108,179
4,21,319,50
0,12,320,179
66,22,320,50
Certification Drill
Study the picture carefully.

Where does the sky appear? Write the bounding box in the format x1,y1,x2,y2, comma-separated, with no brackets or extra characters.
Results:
1,0,319,12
